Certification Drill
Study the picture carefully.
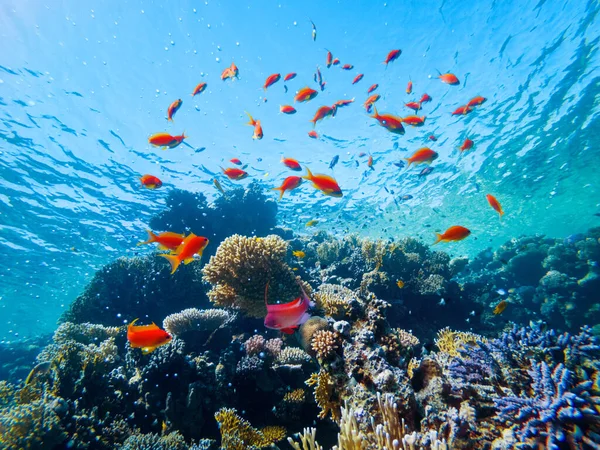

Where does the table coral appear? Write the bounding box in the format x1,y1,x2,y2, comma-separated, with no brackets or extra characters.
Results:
162,308,235,337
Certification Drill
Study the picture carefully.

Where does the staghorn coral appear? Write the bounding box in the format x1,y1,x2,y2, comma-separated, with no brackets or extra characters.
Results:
163,308,234,337
311,330,341,361
202,235,302,318
214,407,285,450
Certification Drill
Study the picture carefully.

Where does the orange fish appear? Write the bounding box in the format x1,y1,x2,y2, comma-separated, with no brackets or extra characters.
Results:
467,96,487,108
405,102,421,111
245,112,263,140
420,93,432,104
493,300,507,315
308,130,318,139
367,84,378,94
364,94,381,112
284,72,297,82
352,74,364,85
221,62,239,80
127,319,172,354
384,49,401,65
371,106,405,135
191,82,207,96
167,99,182,121
280,105,297,114
367,155,374,170
310,106,336,127
402,115,426,127
281,157,302,171
332,58,340,66
326,50,333,68
334,98,354,108
486,194,504,219
264,73,281,90
222,167,248,180
230,158,242,165
459,139,474,152
433,226,471,245
264,281,314,334
148,132,187,149
452,105,472,116
303,167,342,197
406,80,413,94
159,233,209,274
272,176,303,201
137,230,185,251
405,148,438,166
140,175,163,189
295,87,318,103
439,73,460,85
342,64,353,70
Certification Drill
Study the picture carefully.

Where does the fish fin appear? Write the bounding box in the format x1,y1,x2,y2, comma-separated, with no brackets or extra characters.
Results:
298,312,311,325
403,158,412,167
370,105,379,119
271,187,284,201
137,230,157,246
245,111,255,126
157,244,169,251
280,327,298,335
159,254,180,274
183,257,194,265
433,233,443,245
142,346,157,354
302,167,314,182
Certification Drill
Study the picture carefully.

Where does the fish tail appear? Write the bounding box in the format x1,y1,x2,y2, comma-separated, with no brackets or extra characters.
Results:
370,105,379,119
137,230,157,246
403,158,412,167
302,167,314,182
499,211,504,221
159,254,180,274
271,187,284,201
245,111,255,126
433,233,443,245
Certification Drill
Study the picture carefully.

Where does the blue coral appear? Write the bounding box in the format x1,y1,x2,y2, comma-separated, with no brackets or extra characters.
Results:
494,361,600,449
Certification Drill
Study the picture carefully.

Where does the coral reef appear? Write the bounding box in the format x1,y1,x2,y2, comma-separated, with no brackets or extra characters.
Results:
214,407,286,450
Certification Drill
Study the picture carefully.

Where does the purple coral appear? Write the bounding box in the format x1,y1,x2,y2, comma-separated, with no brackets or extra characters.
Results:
494,361,599,449
448,343,500,385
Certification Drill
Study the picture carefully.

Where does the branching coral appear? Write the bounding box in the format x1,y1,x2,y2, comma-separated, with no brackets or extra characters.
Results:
119,431,189,450
435,327,487,358
314,284,355,318
214,407,285,450
311,330,341,361
202,235,302,318
288,427,323,450
306,370,340,421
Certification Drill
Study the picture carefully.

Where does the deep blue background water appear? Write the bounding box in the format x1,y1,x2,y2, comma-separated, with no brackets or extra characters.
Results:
0,0,599,339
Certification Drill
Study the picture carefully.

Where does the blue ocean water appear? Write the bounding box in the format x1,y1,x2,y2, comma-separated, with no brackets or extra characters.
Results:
0,0,598,342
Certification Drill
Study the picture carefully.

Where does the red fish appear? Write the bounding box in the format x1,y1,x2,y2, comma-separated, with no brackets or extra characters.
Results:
191,82,207,96
308,130,318,139
452,105,472,116
140,175,163,189
342,64,353,70
334,98,354,108
367,155,374,170
222,167,248,180
364,94,381,112
439,73,460,85
467,96,487,107
281,157,302,171
405,102,421,111
486,194,504,219
127,319,172,354
148,132,187,149
264,73,281,90
272,176,303,201
159,233,209,274
332,58,340,66
384,49,401,65
371,106,405,135
402,115,426,127
433,226,471,245
367,84,378,94
352,74,364,85
429,135,438,141
326,50,333,68
303,167,342,197
420,93,432,104
295,87,318,103
230,158,242,165
245,112,263,139
137,230,185,251
405,148,438,166
221,62,239,81
406,80,413,94
280,105,297,114
264,281,313,334
459,138,474,152
284,72,297,82
167,99,182,121
310,106,336,127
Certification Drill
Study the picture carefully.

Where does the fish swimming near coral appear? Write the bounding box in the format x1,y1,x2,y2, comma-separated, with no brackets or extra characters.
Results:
303,167,343,197
137,230,185,251
264,281,314,334
25,360,52,385
127,318,172,354
305,219,319,227
493,300,508,315
293,250,305,259
159,233,209,274
433,225,471,244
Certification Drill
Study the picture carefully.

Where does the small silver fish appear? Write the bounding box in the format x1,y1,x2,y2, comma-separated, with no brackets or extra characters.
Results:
469,310,476,316
438,298,446,306
497,289,507,296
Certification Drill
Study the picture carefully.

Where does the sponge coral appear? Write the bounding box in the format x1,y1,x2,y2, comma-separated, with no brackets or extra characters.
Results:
202,235,302,318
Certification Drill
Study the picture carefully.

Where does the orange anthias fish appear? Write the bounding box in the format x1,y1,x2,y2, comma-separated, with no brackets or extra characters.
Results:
420,93,432,104
221,62,239,80
367,155,374,170
303,167,342,197
439,73,460,85
402,115,426,127
295,87,318,103
310,106,336,127
280,105,297,114
222,167,248,180
272,176,303,201
160,233,209,274
367,84,378,94
140,175,163,189
406,80,413,94
326,50,333,68
467,96,487,108
137,230,185,251
148,132,187,149
308,130,318,139
332,58,340,66
371,106,405,135
405,102,421,111
264,73,281,90
452,105,472,116
384,49,401,65
433,226,471,245
167,99,182,121
493,300,508,315
352,74,364,85
264,281,314,334
191,82,207,96
459,139,474,152
281,157,302,171
284,72,297,82
334,98,354,108
486,194,504,219
127,319,172,354
341,64,353,70
405,148,439,166
230,158,242,165
245,112,263,140
364,94,381,112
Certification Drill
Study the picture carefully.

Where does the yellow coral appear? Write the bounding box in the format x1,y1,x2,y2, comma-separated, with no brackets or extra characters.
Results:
407,357,420,379
283,389,306,404
311,330,340,360
435,327,487,357
306,370,340,421
215,407,285,450
314,284,353,318
257,426,287,447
